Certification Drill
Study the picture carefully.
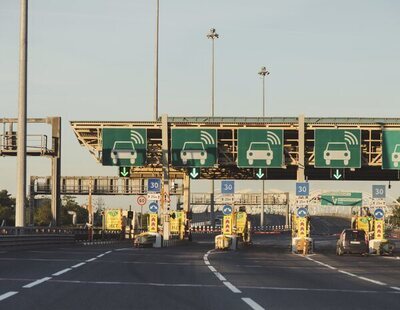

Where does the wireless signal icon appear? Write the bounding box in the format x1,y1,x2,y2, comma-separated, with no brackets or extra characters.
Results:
200,131,215,145
267,131,281,145
344,131,358,145
131,130,145,144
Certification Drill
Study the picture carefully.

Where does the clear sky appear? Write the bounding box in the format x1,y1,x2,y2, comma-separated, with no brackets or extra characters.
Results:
1,0,400,208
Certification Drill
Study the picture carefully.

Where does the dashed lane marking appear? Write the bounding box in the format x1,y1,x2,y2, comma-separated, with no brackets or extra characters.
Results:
390,286,400,291
241,298,265,310
23,277,52,289
223,281,242,293
0,291,18,301
208,266,217,272
71,262,86,268
52,268,72,276
214,272,226,281
86,258,97,262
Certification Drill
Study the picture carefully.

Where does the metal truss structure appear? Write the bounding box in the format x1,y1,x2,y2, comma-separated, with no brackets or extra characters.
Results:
71,116,400,180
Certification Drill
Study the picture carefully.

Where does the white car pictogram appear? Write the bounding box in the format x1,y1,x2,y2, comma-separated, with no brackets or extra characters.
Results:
180,142,207,165
323,142,350,165
111,141,137,165
246,142,273,165
392,144,400,167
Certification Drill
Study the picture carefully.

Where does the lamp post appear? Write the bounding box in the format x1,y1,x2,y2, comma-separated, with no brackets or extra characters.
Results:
16,0,28,227
154,0,160,121
258,66,270,226
207,28,219,227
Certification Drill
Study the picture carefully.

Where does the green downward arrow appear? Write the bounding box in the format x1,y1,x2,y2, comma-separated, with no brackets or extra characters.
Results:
256,168,264,179
333,169,342,180
190,168,199,178
120,167,129,177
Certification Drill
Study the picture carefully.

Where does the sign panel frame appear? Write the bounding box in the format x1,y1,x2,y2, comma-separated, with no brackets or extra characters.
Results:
171,128,217,167
102,128,147,167
237,129,284,168
314,129,361,169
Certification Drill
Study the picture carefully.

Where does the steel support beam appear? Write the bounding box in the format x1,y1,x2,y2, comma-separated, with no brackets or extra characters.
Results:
50,117,61,225
297,114,305,182
161,114,170,240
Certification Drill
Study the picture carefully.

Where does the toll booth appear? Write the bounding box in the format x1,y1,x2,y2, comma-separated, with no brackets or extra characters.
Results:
291,207,313,254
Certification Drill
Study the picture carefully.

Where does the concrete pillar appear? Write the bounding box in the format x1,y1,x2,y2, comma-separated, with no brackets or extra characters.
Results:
297,114,305,182
50,117,61,226
183,173,190,213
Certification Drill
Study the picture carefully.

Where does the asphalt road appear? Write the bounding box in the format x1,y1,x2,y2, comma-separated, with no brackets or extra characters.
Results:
0,226,399,309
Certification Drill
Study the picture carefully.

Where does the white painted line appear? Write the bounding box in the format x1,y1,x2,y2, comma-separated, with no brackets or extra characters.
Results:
86,258,97,262
23,277,52,288
105,251,112,254
358,276,386,286
0,291,18,301
390,286,400,291
214,272,226,281
338,270,357,277
223,281,241,293
71,262,86,268
208,266,217,272
242,297,265,310
204,260,210,265
97,254,105,258
306,257,336,270
52,268,72,276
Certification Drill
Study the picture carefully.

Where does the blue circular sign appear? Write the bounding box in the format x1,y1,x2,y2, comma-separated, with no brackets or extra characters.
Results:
297,207,308,218
222,205,233,215
374,208,385,220
149,202,159,213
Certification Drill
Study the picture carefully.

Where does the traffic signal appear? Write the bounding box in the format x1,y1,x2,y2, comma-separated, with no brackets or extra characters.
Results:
127,211,133,219
119,166,130,178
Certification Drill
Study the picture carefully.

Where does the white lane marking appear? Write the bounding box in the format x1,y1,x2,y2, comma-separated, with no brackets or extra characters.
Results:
86,258,97,262
391,286,400,291
97,254,105,258
52,268,72,276
0,291,18,301
23,277,52,288
208,266,217,272
357,276,386,286
382,256,400,260
338,270,357,277
239,285,395,294
204,260,210,265
305,256,336,270
105,251,112,254
242,297,265,310
71,262,86,268
214,272,226,281
223,281,241,293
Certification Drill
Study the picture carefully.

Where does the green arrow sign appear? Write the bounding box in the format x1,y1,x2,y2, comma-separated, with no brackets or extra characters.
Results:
189,167,200,179
315,129,361,168
256,168,265,179
102,128,147,166
119,166,130,178
237,129,284,168
382,130,400,170
171,129,217,167
321,192,362,206
333,169,342,180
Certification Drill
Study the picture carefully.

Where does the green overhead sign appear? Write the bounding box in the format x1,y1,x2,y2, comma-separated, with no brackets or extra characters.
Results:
237,129,284,168
321,192,362,206
315,129,361,168
382,130,400,170
171,129,217,167
102,128,147,166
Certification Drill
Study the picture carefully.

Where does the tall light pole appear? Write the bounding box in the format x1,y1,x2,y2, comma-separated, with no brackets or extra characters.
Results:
258,66,270,226
154,0,160,121
207,28,219,116
16,0,28,227
207,28,219,227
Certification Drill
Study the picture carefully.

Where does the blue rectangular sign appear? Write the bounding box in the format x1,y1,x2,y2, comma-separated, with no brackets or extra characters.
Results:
148,178,161,193
372,185,386,199
221,181,235,194
296,182,309,196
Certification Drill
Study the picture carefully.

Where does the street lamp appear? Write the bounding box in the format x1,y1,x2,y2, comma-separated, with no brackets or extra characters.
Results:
154,0,160,121
258,66,270,226
207,28,219,117
258,66,270,117
206,28,219,227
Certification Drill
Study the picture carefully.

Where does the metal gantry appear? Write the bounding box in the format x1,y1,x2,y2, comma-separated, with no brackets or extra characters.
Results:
71,116,400,180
